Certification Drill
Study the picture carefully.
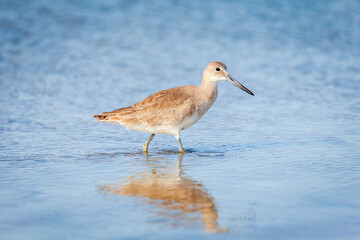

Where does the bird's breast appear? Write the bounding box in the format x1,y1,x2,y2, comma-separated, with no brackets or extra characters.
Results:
180,97,217,130
180,112,202,130
196,93,217,117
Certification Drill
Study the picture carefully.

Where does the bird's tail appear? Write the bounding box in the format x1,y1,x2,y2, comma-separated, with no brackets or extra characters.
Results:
93,114,107,120
93,107,133,122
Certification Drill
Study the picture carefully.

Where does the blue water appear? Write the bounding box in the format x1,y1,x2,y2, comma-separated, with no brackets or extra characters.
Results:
1,0,360,239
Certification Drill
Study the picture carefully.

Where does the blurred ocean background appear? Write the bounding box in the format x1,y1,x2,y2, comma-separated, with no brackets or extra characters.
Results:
1,0,360,239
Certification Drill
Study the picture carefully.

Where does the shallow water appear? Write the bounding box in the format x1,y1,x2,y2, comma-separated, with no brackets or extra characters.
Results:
1,0,360,239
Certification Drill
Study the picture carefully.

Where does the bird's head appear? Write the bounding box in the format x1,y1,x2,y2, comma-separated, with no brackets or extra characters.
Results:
203,61,254,96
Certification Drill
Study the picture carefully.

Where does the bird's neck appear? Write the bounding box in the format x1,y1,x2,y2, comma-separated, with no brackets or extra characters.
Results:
198,77,218,105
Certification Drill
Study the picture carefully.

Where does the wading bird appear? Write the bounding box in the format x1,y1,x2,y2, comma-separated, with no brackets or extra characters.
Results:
93,61,254,153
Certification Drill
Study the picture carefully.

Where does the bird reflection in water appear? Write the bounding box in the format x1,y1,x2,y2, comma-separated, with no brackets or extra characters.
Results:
100,153,227,233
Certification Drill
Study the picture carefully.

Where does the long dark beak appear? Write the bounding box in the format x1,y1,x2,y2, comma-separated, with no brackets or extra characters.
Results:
227,75,254,96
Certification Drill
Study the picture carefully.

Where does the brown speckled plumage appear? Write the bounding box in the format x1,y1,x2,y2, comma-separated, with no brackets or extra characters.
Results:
94,86,197,127
93,61,254,152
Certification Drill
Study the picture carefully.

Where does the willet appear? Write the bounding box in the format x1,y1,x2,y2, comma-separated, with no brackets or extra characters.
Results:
93,61,254,153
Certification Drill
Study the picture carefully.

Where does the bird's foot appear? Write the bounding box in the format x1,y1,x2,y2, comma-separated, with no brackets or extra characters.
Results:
178,149,186,154
142,146,149,154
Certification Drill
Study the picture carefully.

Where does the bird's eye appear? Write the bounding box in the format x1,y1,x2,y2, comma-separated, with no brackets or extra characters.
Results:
215,67,220,71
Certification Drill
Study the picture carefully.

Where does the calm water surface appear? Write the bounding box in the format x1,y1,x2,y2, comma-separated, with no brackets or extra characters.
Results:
1,0,360,239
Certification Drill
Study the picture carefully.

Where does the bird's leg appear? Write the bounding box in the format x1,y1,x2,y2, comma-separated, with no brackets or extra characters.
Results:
177,138,185,153
175,134,186,153
143,134,155,153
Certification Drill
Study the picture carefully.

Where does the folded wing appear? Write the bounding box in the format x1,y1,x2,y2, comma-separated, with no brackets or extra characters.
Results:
93,87,196,127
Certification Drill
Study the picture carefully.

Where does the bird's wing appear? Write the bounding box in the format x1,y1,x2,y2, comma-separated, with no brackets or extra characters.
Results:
94,87,196,126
